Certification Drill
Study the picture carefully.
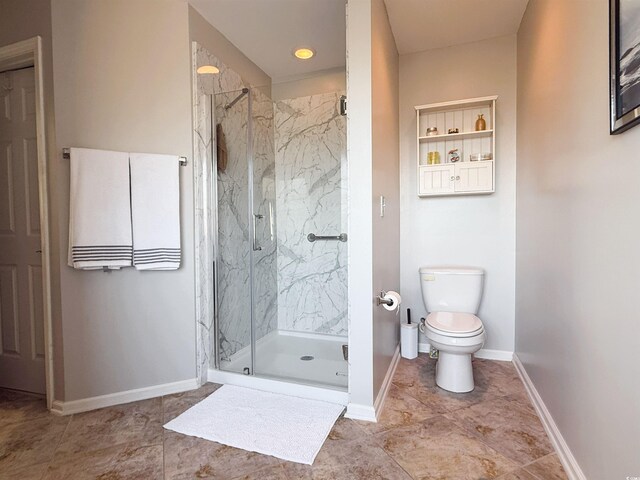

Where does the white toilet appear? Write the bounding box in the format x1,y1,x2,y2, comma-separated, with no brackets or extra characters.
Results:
418,266,486,393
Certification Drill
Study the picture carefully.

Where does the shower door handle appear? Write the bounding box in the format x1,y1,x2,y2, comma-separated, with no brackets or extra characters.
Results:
253,214,264,251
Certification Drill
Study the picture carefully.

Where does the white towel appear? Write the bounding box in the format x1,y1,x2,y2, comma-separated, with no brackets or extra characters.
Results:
130,153,181,270
68,148,133,269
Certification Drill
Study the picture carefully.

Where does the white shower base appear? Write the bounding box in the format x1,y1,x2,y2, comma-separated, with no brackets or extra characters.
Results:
218,330,348,391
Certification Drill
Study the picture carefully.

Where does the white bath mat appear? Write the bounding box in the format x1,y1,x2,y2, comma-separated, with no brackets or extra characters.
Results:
163,385,345,465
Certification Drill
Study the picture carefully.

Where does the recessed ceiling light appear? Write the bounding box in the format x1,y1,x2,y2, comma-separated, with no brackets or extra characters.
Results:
294,48,315,60
197,65,220,74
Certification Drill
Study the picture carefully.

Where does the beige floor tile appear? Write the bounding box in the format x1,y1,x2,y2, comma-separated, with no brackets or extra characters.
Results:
268,464,314,480
44,443,163,479
391,355,435,390
394,358,506,414
1,460,50,480
444,396,553,465
278,436,412,480
0,390,50,429
239,433,412,479
162,383,221,422
0,414,70,472
0,358,558,480
163,431,281,479
376,415,518,480
325,417,368,446
497,468,540,480
502,390,537,416
524,453,568,480
56,397,163,456
354,384,438,434
474,359,530,398
230,464,293,480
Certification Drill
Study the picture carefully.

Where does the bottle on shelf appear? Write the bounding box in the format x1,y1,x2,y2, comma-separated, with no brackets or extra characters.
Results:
475,114,486,131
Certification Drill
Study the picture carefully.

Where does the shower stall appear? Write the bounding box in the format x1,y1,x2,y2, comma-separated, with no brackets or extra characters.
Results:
193,44,348,401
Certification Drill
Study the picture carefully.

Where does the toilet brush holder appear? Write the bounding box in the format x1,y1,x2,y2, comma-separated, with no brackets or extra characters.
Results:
401,322,418,359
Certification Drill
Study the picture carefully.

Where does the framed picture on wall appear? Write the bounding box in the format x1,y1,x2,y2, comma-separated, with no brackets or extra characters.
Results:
610,0,640,134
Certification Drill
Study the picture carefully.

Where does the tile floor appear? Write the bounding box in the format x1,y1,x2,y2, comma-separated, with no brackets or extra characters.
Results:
0,355,568,479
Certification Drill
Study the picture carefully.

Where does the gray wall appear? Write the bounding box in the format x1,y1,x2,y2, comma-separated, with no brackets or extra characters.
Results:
516,1,640,478
371,0,400,399
399,35,517,353
51,0,196,400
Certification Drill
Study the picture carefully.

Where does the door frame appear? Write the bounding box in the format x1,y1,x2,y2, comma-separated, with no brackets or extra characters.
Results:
0,37,54,409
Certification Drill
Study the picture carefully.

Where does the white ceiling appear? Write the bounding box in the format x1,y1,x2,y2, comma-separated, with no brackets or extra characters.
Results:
189,0,528,81
189,0,347,83
384,0,529,55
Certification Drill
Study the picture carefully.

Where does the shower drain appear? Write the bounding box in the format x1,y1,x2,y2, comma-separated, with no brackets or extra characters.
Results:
300,355,314,361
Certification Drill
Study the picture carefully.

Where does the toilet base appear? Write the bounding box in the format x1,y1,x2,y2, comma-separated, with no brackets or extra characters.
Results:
435,351,475,393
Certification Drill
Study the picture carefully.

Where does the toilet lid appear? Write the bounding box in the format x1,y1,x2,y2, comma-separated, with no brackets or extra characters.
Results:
426,312,483,336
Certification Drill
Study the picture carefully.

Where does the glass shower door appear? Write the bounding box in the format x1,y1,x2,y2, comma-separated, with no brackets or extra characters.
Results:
214,88,253,375
214,86,279,377
248,88,279,362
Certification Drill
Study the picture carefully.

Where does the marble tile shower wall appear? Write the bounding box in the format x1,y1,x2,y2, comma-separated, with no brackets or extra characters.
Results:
250,87,279,342
193,44,278,367
274,92,348,336
194,43,347,376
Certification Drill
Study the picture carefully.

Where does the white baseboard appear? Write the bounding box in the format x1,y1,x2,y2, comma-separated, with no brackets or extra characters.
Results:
373,344,400,419
418,343,513,362
512,354,586,480
345,402,377,422
345,344,401,423
474,349,513,361
50,378,199,416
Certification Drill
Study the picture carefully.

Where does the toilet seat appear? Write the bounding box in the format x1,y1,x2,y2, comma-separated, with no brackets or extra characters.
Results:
426,312,483,338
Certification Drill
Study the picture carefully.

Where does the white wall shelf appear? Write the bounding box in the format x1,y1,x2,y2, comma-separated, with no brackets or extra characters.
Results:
416,96,497,197
418,129,494,143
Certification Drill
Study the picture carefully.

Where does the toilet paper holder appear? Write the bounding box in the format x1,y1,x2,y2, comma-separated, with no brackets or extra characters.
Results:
376,291,396,307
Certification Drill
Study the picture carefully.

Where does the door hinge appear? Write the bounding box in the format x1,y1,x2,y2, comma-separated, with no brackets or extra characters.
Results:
340,95,347,116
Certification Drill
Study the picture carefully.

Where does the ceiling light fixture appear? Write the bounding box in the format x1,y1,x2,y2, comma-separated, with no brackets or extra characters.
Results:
293,48,315,60
197,65,220,74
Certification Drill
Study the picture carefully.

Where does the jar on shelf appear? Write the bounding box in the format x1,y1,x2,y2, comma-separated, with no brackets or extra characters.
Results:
475,114,486,131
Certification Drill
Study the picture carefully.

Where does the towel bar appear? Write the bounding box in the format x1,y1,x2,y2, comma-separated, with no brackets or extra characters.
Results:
62,147,187,166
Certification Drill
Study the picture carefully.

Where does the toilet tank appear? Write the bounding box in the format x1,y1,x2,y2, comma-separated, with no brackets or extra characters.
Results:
419,266,484,314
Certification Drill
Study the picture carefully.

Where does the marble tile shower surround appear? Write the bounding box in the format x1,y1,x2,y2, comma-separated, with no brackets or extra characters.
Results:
274,92,347,335
194,43,348,381
192,44,278,378
251,90,279,342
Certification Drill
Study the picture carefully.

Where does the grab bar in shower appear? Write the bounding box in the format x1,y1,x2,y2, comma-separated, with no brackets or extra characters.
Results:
253,213,264,251
307,233,348,243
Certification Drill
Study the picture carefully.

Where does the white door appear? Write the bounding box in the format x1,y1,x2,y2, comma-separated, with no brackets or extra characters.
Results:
0,67,46,394
418,165,455,196
454,160,494,193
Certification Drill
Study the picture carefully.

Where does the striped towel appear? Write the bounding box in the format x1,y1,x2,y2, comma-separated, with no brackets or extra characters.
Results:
130,153,181,270
68,148,133,269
